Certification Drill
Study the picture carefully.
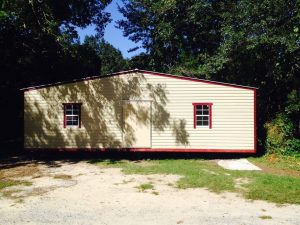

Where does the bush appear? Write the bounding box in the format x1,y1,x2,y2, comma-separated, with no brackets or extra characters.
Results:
265,113,300,155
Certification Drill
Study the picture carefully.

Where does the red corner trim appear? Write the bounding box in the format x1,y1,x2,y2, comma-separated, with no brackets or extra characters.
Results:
192,103,213,129
193,104,196,129
79,105,81,128
254,89,257,153
209,105,212,129
63,104,66,128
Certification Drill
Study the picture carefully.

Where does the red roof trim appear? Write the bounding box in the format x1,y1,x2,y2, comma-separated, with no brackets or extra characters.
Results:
21,69,257,91
141,70,256,90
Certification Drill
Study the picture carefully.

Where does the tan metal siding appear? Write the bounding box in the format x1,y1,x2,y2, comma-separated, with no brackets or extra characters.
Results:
141,74,254,150
24,72,255,151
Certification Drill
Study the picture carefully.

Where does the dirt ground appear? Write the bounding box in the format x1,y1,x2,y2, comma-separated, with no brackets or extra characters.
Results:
0,160,300,225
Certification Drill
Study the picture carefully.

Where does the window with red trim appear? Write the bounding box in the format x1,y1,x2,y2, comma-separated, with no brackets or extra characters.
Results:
192,103,213,129
63,103,81,128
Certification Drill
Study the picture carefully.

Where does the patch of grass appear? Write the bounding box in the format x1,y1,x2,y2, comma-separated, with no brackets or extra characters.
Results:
0,180,21,190
259,215,272,220
0,164,37,197
91,158,300,204
53,174,72,180
244,174,300,204
0,180,32,199
250,154,300,176
137,183,154,192
0,180,32,190
152,191,159,195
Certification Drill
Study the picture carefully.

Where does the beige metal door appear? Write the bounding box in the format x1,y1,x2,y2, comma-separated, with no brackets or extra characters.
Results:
123,101,151,148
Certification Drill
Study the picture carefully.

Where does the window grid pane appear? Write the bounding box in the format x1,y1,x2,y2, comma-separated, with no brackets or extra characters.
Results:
65,104,81,127
195,104,210,127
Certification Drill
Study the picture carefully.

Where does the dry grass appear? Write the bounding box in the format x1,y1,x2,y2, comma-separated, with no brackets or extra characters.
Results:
0,164,38,200
2,189,22,199
0,164,40,180
152,191,159,195
53,174,72,180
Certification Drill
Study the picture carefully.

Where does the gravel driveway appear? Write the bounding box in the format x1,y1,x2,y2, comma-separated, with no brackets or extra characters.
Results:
0,161,300,225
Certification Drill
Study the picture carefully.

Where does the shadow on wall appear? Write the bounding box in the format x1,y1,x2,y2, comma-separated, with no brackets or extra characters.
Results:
24,73,190,149
172,119,189,146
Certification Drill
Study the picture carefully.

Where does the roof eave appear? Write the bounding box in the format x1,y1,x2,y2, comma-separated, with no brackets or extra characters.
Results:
20,68,258,91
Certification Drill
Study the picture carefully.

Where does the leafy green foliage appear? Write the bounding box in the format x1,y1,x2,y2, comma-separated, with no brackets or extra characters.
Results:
0,0,134,149
285,90,300,115
98,40,128,74
82,35,130,75
265,113,300,155
118,0,227,72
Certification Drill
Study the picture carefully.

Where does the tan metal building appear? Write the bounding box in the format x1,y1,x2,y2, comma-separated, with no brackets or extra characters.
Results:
22,69,257,153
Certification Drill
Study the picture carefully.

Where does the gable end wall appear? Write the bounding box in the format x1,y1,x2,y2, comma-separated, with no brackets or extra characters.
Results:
24,72,256,152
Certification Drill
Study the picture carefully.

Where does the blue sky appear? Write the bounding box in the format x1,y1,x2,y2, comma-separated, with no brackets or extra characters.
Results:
77,0,145,59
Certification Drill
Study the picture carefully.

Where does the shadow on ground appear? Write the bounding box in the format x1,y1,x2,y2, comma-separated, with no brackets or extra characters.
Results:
0,151,257,170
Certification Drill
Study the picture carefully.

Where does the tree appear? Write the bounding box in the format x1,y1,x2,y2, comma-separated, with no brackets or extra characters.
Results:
0,0,111,151
118,0,229,72
83,35,129,75
119,0,300,154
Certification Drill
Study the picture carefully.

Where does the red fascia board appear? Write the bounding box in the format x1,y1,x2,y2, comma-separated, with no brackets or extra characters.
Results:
142,70,256,90
21,69,257,92
24,148,256,153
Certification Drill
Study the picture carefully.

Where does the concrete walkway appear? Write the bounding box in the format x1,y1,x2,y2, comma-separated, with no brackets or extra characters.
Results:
218,159,261,170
